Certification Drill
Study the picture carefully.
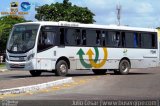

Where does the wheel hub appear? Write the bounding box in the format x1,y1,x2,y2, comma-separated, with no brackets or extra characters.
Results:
122,62,128,72
60,64,67,73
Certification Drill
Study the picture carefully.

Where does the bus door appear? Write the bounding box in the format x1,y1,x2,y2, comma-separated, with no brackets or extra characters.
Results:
36,26,56,70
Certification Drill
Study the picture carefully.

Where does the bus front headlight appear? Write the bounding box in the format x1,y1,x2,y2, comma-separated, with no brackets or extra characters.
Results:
27,53,35,61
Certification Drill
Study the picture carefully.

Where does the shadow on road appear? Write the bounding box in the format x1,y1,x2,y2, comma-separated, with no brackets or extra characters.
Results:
128,72,154,75
8,72,101,79
7,74,56,79
67,73,98,77
109,72,154,75
5,71,154,79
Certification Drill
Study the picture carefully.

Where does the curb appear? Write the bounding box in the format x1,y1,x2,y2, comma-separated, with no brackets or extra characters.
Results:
0,77,73,95
0,69,8,72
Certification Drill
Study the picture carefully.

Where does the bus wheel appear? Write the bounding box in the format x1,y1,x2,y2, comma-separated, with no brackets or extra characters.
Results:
119,59,130,75
29,70,42,77
92,69,107,75
55,60,68,76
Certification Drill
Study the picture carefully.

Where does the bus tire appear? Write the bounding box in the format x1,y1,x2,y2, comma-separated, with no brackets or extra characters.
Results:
29,70,42,77
55,60,68,76
92,69,107,75
119,59,130,75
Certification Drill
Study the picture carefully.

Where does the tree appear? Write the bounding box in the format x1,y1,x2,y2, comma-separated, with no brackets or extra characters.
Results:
35,0,95,23
0,15,28,53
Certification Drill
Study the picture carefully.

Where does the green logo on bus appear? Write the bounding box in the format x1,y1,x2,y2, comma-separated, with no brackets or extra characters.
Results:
77,47,108,68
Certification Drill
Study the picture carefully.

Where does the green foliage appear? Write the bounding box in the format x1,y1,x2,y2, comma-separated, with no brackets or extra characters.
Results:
35,0,95,23
0,15,28,52
157,27,160,29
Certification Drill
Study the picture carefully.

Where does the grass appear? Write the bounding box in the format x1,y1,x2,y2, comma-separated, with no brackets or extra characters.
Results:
0,63,5,68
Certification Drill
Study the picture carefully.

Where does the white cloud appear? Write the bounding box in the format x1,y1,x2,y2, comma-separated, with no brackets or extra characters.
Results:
136,3,154,14
29,0,56,6
71,0,159,27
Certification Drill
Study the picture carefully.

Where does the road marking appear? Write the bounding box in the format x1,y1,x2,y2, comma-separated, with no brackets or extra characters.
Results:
86,79,92,81
63,84,71,87
28,92,33,95
44,90,49,92
107,74,109,75
80,80,86,82
71,82,79,85
78,80,86,83
25,91,33,95
52,87,61,90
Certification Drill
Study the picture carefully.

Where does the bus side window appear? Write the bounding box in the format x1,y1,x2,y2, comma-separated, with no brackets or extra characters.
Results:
86,29,97,46
141,33,150,48
82,30,86,45
133,33,138,48
106,31,119,47
141,33,157,49
107,31,116,47
65,28,76,46
38,31,46,51
75,29,81,45
121,32,125,47
96,30,101,46
138,33,142,48
60,28,65,45
151,33,157,49
37,27,55,52
125,32,134,48
114,32,120,47
101,31,106,46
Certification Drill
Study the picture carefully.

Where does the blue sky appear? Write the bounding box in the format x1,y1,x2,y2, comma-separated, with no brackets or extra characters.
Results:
0,0,160,28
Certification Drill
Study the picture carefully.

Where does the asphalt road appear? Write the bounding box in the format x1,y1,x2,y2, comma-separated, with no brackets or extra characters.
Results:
1,68,160,105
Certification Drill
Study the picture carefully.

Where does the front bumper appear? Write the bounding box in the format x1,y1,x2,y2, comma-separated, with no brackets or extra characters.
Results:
5,59,35,71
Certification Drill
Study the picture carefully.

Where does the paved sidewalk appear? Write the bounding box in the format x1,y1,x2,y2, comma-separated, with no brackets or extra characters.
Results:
0,77,73,95
0,66,8,72
0,74,67,90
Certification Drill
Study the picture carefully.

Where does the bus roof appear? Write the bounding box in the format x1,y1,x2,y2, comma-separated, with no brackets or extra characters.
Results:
15,21,157,32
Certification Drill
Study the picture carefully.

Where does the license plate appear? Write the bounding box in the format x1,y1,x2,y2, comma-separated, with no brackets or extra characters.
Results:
11,64,20,67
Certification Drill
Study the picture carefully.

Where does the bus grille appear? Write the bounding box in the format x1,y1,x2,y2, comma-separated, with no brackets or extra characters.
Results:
9,55,27,62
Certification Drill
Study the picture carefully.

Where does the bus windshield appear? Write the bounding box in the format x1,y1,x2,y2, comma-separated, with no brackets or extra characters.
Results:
7,24,39,53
